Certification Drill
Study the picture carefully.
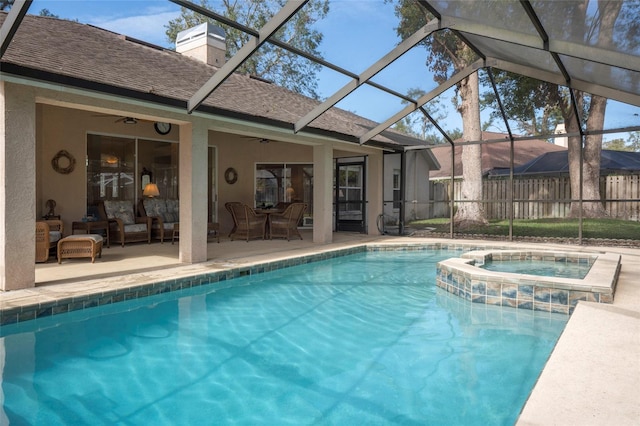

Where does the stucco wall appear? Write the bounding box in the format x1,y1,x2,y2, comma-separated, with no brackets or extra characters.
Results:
37,105,176,233
36,104,384,238
211,132,313,235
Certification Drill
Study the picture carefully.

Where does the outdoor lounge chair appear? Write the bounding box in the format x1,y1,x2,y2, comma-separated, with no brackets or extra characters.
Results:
228,203,267,242
97,200,152,247
268,202,306,241
36,219,64,263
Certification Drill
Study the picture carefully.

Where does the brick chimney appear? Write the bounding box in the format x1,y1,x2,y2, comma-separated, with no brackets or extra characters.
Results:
176,23,226,67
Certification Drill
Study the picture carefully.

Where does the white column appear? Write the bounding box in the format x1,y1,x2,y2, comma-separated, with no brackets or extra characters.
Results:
313,143,333,243
0,82,36,290
178,120,208,263
367,152,383,235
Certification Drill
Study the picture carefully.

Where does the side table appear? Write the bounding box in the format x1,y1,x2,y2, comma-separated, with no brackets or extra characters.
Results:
72,220,110,248
171,223,220,244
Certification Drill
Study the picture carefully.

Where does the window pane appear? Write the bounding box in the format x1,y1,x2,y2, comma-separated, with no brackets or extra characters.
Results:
138,139,179,200
256,164,282,208
256,163,313,219
87,134,135,206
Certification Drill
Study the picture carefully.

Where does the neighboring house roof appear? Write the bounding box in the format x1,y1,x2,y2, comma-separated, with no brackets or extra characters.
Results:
429,132,567,179
0,13,420,151
489,150,640,177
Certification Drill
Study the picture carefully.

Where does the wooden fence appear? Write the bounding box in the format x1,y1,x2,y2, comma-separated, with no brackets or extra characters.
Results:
429,175,640,221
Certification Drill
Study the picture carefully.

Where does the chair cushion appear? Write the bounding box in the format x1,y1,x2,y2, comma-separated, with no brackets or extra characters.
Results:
49,231,62,243
142,198,179,223
143,198,163,218
60,234,104,243
104,200,135,225
164,199,179,223
123,223,148,233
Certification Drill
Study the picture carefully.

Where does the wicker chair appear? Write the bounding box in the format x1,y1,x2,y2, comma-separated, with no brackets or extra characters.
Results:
36,219,64,263
228,203,267,242
138,198,179,243
225,201,244,237
96,200,151,247
268,203,307,241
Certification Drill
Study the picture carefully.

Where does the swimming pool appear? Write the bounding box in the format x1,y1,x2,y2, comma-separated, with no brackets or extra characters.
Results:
1,249,567,425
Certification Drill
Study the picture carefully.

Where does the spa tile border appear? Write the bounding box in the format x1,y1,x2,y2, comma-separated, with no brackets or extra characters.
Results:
435,250,622,315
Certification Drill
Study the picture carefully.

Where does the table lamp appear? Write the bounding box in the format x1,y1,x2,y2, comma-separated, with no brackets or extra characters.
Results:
143,182,160,198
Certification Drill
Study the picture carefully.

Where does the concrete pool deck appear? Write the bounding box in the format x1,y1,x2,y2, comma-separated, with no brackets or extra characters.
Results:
1,232,639,424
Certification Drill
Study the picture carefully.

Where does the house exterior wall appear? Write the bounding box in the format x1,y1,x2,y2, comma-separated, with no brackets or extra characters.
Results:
211,132,314,235
0,80,388,290
383,151,432,227
36,104,177,233
1,82,37,290
405,150,431,221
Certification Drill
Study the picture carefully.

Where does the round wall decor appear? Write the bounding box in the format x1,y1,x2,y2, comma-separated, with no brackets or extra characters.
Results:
224,167,238,184
51,150,76,174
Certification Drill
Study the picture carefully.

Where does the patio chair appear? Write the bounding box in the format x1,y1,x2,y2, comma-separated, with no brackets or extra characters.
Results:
268,203,307,241
225,201,244,237
138,198,179,243
97,200,152,247
228,203,267,242
36,219,64,263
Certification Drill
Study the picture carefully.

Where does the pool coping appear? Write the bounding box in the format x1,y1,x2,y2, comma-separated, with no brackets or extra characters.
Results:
0,241,621,326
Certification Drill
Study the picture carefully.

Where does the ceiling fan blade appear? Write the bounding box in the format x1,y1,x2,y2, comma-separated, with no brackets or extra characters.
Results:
114,117,138,124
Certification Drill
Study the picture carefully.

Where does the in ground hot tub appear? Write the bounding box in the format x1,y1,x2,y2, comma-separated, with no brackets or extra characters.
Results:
436,250,621,314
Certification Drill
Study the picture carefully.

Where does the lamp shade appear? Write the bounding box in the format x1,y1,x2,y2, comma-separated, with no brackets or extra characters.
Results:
143,182,160,197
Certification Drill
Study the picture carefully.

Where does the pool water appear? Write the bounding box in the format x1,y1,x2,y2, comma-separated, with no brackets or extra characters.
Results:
1,250,567,425
481,259,592,279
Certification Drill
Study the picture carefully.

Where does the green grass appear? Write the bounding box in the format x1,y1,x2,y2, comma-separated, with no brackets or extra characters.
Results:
407,218,640,240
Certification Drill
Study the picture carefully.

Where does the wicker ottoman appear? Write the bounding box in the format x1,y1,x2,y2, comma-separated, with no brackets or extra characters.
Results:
57,234,103,263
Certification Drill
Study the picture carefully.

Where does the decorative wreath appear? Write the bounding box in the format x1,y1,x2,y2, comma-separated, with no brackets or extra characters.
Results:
224,167,238,184
51,150,76,174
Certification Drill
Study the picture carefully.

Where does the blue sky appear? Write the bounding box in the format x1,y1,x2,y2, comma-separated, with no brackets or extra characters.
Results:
27,0,639,142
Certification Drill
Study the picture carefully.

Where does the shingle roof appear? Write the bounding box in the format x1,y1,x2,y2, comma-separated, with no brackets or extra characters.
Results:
0,12,415,150
429,131,567,179
489,149,640,177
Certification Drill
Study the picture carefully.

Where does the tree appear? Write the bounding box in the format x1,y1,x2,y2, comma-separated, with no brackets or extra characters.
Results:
603,138,629,151
393,88,452,143
485,1,637,218
628,132,640,152
165,0,329,99
481,71,563,137
39,9,59,18
603,133,640,152
392,0,486,228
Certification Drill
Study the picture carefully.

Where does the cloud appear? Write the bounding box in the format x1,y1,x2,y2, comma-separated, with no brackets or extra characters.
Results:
90,10,180,48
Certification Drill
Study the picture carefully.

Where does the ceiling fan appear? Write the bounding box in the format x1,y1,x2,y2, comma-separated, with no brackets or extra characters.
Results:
240,135,271,143
92,114,139,124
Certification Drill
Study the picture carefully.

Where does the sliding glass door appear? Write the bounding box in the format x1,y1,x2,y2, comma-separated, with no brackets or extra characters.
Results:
255,163,313,223
86,134,178,211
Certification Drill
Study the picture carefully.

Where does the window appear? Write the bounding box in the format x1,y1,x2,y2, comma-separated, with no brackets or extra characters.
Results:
255,163,313,217
337,164,363,212
87,134,178,209
393,169,401,209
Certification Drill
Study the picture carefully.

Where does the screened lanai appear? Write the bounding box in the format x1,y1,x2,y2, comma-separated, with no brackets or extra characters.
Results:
150,0,640,241
2,0,640,248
